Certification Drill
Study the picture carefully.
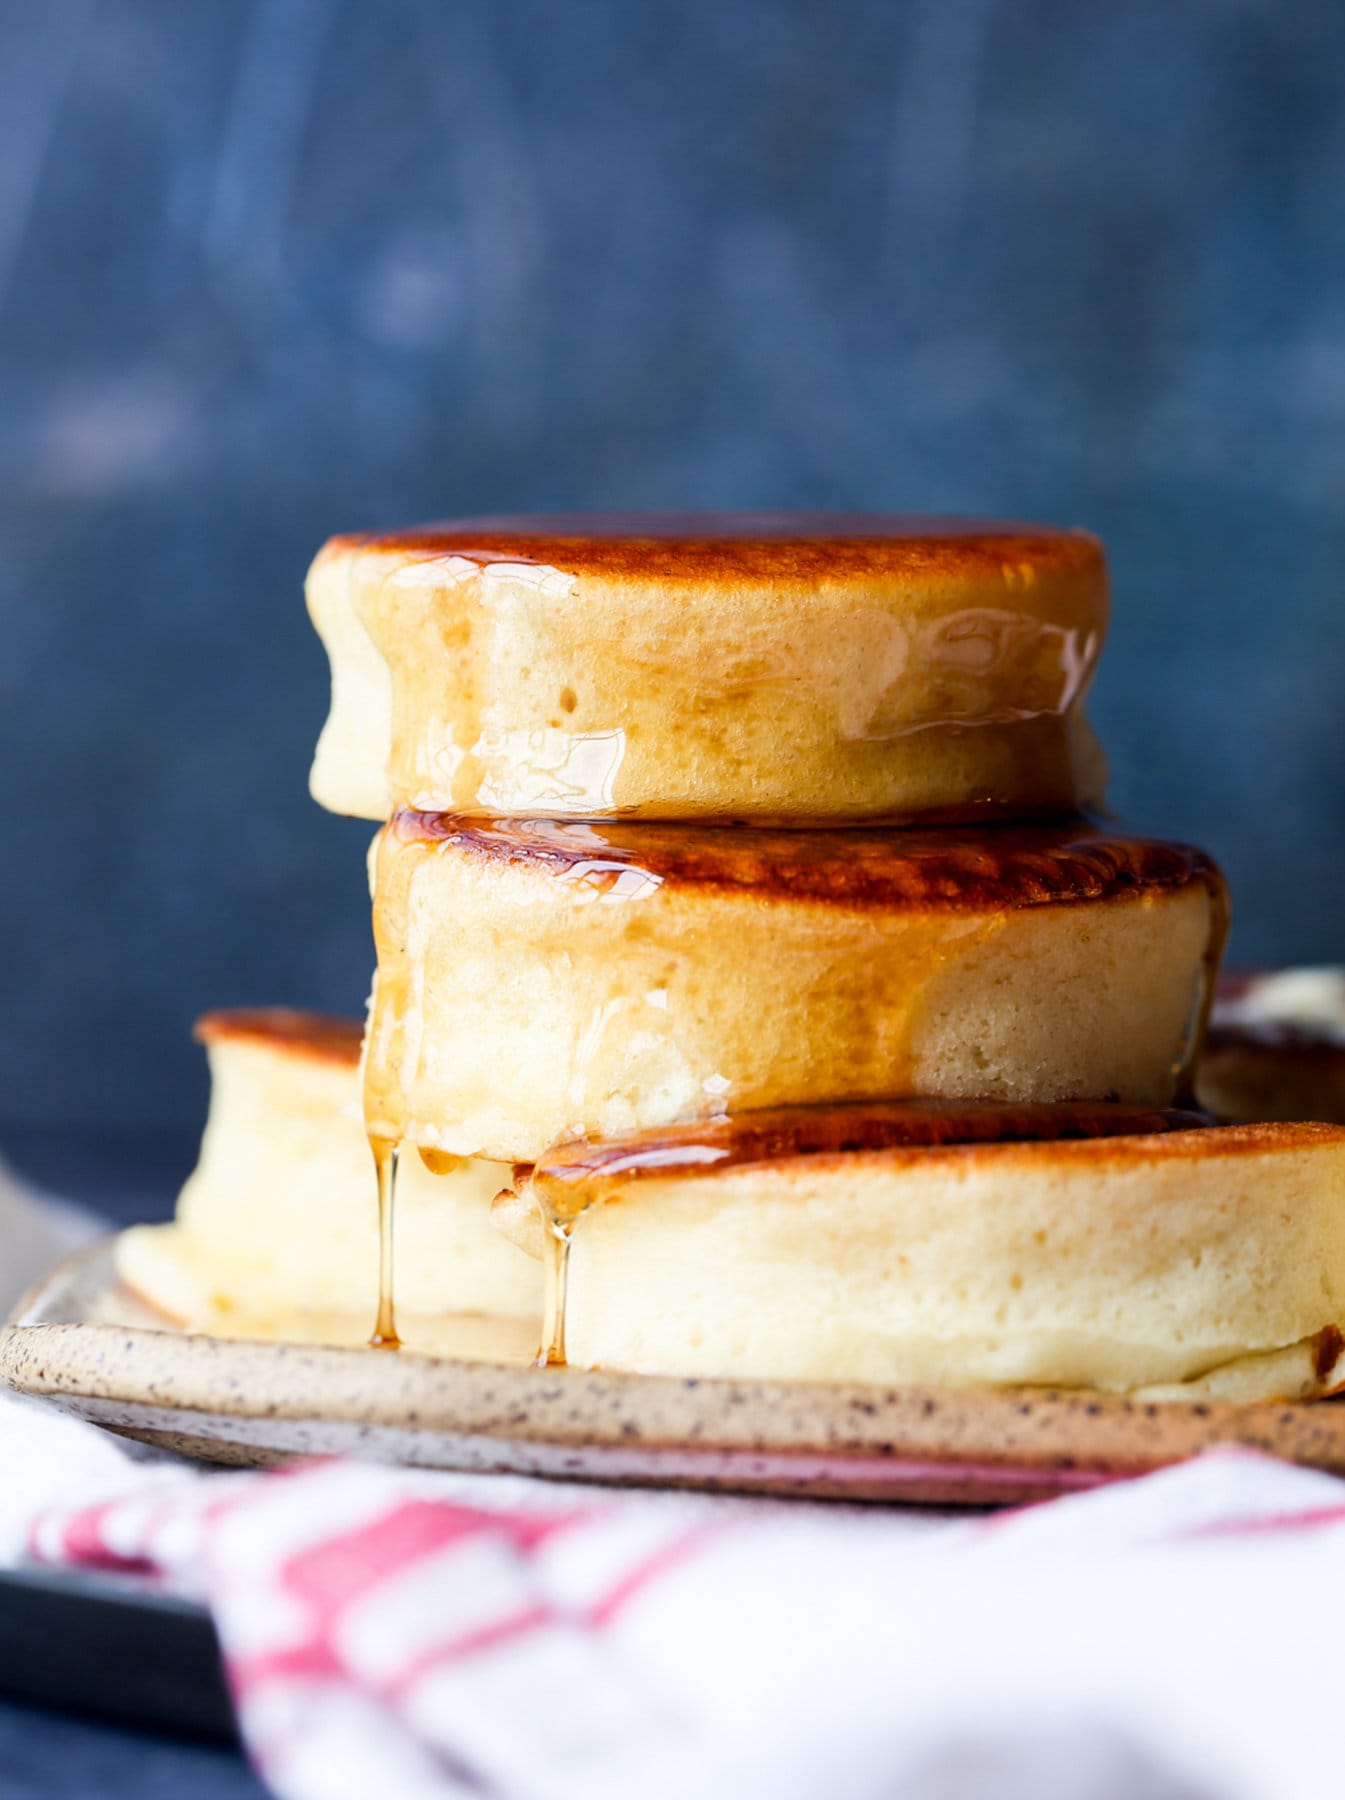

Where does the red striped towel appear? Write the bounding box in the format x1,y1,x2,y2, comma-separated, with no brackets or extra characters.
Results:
8,1394,1345,1800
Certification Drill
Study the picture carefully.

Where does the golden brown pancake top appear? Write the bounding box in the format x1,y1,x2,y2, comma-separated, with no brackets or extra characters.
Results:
194,1009,362,1068
389,815,1223,913
530,1099,1215,1188
319,512,1103,587
527,1108,1345,1201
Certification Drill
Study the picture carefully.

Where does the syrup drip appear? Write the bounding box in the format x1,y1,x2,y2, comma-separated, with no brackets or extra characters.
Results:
537,1216,573,1367
369,1134,401,1349
361,821,1230,1365
527,1163,611,1369
418,1145,461,1175
365,815,1228,1171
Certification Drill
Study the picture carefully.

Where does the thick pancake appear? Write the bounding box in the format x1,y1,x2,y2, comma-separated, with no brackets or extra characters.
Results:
365,817,1228,1162
493,1106,1345,1401
307,513,1108,822
115,1009,539,1336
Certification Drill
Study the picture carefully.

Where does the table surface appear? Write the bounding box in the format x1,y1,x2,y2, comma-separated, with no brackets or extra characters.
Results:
3,1126,270,1800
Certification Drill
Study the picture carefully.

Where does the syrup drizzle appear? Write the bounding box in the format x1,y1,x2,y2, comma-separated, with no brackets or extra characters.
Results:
329,517,1108,823
537,1217,572,1367
369,1134,401,1349
361,828,1228,1364
364,816,1229,1175
418,1145,461,1175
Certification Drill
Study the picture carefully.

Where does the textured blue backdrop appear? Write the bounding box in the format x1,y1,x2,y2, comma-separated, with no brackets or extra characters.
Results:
2,0,1344,1129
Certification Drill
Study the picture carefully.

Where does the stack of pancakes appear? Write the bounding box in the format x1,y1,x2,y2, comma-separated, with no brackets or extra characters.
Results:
119,517,1345,1401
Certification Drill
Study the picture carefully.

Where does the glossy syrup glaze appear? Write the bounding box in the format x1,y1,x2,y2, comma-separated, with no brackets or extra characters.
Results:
309,512,1111,823
364,812,1229,1169
533,1099,1214,1194
323,511,1104,584
388,813,1223,912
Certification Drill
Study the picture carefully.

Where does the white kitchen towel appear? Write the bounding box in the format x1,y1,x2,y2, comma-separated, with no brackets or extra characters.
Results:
5,1378,1345,1800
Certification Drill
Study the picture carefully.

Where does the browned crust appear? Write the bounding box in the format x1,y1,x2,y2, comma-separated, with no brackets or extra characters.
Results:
746,1118,1345,1180
388,815,1222,913
194,1009,363,1068
315,512,1104,587
531,1112,1345,1193
534,1100,1213,1187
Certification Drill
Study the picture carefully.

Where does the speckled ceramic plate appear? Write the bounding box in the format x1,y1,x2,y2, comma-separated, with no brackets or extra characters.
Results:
8,1239,1345,1506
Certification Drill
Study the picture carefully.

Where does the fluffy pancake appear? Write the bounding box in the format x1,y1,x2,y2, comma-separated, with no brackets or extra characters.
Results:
115,1010,539,1341
365,816,1228,1162
493,1104,1345,1400
1197,968,1345,1125
307,513,1108,822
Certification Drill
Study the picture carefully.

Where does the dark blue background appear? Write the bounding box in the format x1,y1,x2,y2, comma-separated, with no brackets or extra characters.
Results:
3,0,1344,1132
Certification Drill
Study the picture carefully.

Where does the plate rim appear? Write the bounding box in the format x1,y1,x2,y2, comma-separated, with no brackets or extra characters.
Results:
8,1239,1345,1504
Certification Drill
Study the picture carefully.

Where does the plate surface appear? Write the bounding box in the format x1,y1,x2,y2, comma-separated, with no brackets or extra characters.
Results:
9,1240,1345,1505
